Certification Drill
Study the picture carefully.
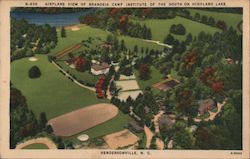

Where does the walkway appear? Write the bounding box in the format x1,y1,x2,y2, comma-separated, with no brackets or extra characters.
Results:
52,61,95,92
144,125,154,148
143,39,172,48
152,110,164,134
16,137,57,149
144,125,164,150
205,100,226,121
193,100,226,122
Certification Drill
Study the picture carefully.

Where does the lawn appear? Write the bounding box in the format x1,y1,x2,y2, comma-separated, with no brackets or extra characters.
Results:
135,66,163,93
64,111,134,142
50,25,108,55
11,55,107,119
11,54,136,142
187,9,242,31
131,16,220,42
57,61,98,86
50,25,165,57
22,143,49,149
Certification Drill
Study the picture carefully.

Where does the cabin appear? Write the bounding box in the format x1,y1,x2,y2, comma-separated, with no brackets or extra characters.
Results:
91,62,110,75
198,99,217,115
127,121,144,133
158,115,175,131
153,78,180,92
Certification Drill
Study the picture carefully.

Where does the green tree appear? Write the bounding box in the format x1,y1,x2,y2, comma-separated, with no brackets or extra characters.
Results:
185,33,193,45
28,66,41,78
164,34,174,45
39,112,48,129
194,12,201,21
61,26,66,38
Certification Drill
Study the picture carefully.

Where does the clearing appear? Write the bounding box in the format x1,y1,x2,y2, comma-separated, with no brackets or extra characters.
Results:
11,55,107,119
103,129,139,149
187,9,242,31
131,16,220,42
48,103,119,137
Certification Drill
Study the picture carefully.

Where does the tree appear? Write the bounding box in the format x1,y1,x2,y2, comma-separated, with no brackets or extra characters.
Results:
106,18,116,31
120,39,126,51
61,26,66,38
39,112,48,129
139,64,151,80
201,15,208,24
194,13,201,21
208,17,215,26
170,24,186,35
185,33,193,45
10,87,27,111
134,45,138,53
28,66,41,78
164,34,174,45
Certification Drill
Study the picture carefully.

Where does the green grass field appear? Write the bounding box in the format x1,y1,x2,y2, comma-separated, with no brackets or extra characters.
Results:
65,111,133,142
51,25,108,55
11,54,135,141
187,9,242,31
11,55,107,119
135,66,163,94
51,25,164,57
22,143,49,149
57,61,98,86
131,16,220,42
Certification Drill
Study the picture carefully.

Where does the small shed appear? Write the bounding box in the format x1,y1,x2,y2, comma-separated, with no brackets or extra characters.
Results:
127,121,143,133
198,99,217,115
158,115,175,132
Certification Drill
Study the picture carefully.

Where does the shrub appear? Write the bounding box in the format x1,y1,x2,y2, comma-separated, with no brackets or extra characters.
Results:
170,24,186,35
28,66,41,78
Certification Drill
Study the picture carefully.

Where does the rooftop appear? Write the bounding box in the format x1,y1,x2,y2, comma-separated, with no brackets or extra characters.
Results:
91,62,110,71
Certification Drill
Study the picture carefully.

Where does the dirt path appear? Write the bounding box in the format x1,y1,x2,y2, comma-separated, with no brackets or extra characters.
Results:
205,100,226,121
193,100,226,122
52,61,95,92
106,76,114,100
156,138,164,150
143,39,172,48
16,137,57,149
144,125,165,149
144,125,154,148
152,111,164,134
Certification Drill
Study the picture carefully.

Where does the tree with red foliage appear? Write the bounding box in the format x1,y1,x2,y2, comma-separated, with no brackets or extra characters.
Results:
200,67,216,84
195,127,212,149
19,126,28,137
139,63,151,80
81,16,96,25
216,20,227,30
142,8,152,17
119,15,128,29
75,57,85,71
212,81,224,92
203,67,216,76
185,52,198,69
97,92,104,98
95,75,107,98
110,8,122,16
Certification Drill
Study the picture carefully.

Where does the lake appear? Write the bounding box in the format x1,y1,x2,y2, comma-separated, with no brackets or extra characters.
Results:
10,10,94,27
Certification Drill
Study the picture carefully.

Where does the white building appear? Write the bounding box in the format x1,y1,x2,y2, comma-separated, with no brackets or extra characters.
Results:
91,62,110,75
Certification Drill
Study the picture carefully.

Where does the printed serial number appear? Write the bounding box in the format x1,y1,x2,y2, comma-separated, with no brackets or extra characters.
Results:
231,152,242,155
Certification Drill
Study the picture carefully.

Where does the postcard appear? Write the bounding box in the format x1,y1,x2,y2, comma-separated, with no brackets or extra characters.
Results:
0,0,249,158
